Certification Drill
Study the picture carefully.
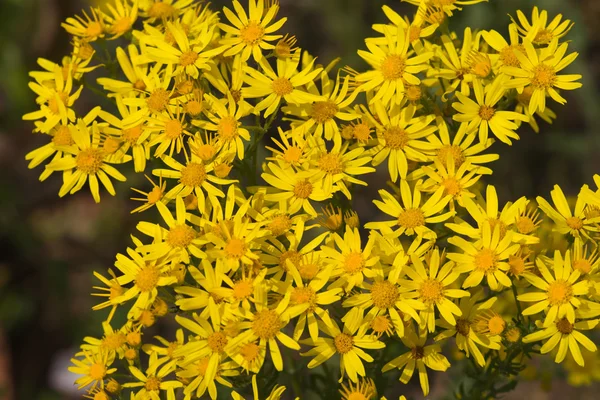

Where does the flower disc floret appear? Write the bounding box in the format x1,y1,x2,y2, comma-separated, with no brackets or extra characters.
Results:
370,281,399,309
334,333,354,354
252,309,281,340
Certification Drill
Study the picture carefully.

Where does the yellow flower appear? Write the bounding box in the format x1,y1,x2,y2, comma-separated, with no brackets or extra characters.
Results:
369,103,437,182
421,157,482,210
225,284,307,372
62,7,105,41
518,250,590,327
219,0,287,62
482,24,531,70
511,6,574,45
242,49,323,117
323,227,380,292
356,24,433,106
100,0,138,39
523,316,598,366
400,249,469,332
452,76,528,145
177,355,239,399
142,329,184,376
123,360,183,398
366,180,453,239
261,162,331,217
69,350,116,391
448,221,520,291
193,93,252,160
130,174,167,213
232,374,288,400
97,45,148,96
301,309,385,383
382,328,450,397
503,38,582,115
434,28,480,100
339,377,376,400
537,184,600,240
45,120,128,203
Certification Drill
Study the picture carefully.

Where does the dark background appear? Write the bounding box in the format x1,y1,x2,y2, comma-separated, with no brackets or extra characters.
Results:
0,0,599,399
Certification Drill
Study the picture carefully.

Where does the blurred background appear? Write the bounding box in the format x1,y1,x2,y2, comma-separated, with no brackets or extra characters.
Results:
0,0,599,399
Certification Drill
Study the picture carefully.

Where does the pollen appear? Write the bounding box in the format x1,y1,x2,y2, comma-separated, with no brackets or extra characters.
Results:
479,105,496,121
409,25,422,43
252,309,281,340
272,77,294,96
456,318,471,336
135,265,160,292
293,179,313,199
207,331,228,353
133,79,146,91
442,177,462,197
52,125,74,146
565,216,583,230
370,315,392,336
397,208,425,229
291,287,316,307
48,92,69,114
124,348,137,360
225,238,246,259
547,279,573,306
89,363,107,380
499,45,523,67
370,281,399,309
437,144,465,168
474,310,506,335
179,50,198,67
233,279,253,300
166,225,196,248
353,122,371,142
268,214,292,236
217,116,239,141
283,146,303,164
126,331,142,347
145,376,161,391
310,101,338,124
418,278,444,304
383,126,409,149
334,333,354,354
516,216,535,234
556,317,574,334
240,21,265,45
508,255,527,276
102,332,126,351
474,248,498,272
531,64,556,90
180,162,207,187
573,259,592,274
76,148,104,174
185,100,203,116
194,143,216,161
486,314,506,335
147,88,170,113
381,54,406,81
122,125,143,145
406,85,422,101
343,251,365,274
147,185,164,205
240,342,260,362
469,51,492,78
165,118,183,139
318,153,343,174
298,262,320,281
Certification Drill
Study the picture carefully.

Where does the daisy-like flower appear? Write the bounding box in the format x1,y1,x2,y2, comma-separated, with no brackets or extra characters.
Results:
265,127,309,170
276,263,342,341
130,174,167,214
142,329,185,376
62,7,105,41
153,151,235,213
435,293,503,366
193,93,252,160
323,226,380,292
242,49,323,117
123,359,183,399
261,162,331,217
112,247,177,319
68,350,116,391
503,38,582,115
452,76,528,145
537,184,600,241
371,5,439,51
177,354,239,399
342,268,424,338
136,196,206,263
225,285,307,372
365,180,453,239
356,24,433,106
571,238,600,276
300,309,385,383
511,6,574,45
523,316,598,366
382,328,451,397
420,157,482,210
368,102,437,182
424,118,498,177
45,120,129,203
448,221,520,291
219,0,287,62
338,378,377,400
518,250,591,327
23,66,83,133
145,22,226,79
400,250,469,332
482,24,531,70
100,0,138,39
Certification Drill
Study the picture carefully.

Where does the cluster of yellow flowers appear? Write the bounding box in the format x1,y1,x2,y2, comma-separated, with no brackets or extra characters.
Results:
23,0,599,398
